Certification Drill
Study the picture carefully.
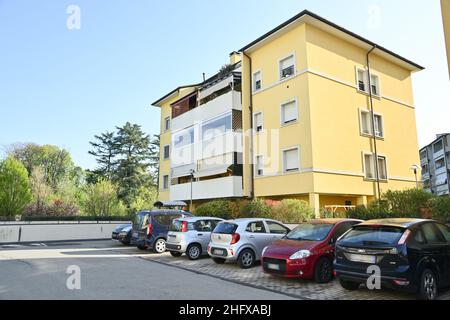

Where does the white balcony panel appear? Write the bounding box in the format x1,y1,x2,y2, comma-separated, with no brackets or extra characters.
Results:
170,176,243,201
171,163,196,179
202,132,243,159
199,75,234,100
172,91,241,132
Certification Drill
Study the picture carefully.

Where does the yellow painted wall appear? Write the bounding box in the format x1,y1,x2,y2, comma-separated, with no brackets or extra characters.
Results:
443,0,450,76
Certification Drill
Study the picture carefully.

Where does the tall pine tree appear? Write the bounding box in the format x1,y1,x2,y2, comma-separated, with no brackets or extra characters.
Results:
88,131,117,180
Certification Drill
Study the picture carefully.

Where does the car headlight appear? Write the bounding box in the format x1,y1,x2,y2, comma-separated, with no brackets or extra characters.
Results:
289,249,311,260
261,246,269,256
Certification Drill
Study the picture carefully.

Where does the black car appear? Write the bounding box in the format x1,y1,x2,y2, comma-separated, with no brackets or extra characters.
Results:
334,218,450,300
112,224,132,245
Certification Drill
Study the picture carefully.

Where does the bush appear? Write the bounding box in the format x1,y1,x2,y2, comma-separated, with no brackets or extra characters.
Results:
430,196,450,223
195,200,232,219
25,199,80,216
242,198,272,218
383,189,432,217
272,199,314,223
19,215,132,222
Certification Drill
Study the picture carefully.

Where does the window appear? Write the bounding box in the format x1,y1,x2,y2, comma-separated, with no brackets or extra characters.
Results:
281,100,298,125
363,153,387,180
254,112,263,133
173,127,194,149
421,223,445,244
412,229,426,245
163,145,170,159
246,221,267,233
359,110,383,138
434,140,444,154
420,149,427,161
283,148,299,173
377,156,387,180
162,175,169,190
202,113,232,140
421,163,429,174
164,116,170,131
357,69,367,92
435,157,445,170
256,155,264,176
364,153,375,179
436,174,447,186
370,74,380,96
253,71,262,91
266,221,289,234
279,55,295,79
373,114,383,137
435,224,450,243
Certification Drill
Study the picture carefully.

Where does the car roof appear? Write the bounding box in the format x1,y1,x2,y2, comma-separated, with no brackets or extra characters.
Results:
307,218,363,225
137,210,191,215
356,218,431,228
174,216,224,222
226,218,281,224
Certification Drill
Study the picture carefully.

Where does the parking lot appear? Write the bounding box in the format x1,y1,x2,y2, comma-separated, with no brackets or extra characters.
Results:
1,240,449,300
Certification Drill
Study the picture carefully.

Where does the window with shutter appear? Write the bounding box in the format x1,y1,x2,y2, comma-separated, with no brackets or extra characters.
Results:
163,145,170,159
357,69,367,92
253,71,262,91
279,55,295,79
254,112,263,133
374,114,383,137
360,110,371,135
377,156,387,180
163,175,169,189
256,155,264,176
283,148,299,173
281,101,298,124
364,154,375,179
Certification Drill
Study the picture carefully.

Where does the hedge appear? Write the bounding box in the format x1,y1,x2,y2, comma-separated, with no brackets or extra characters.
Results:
0,215,133,222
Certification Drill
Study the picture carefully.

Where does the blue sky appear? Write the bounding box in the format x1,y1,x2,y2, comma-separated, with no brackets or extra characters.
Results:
0,0,448,170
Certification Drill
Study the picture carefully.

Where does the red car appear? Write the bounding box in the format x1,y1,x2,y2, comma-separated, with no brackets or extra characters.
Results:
261,218,362,283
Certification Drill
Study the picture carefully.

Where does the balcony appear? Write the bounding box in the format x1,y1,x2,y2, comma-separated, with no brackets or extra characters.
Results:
170,176,243,201
171,90,241,132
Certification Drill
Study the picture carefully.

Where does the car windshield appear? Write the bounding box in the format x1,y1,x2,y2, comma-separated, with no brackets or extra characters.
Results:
213,222,238,234
339,226,405,246
286,223,334,241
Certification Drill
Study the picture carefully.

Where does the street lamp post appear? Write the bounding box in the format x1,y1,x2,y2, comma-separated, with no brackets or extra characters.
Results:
189,169,195,212
411,165,419,189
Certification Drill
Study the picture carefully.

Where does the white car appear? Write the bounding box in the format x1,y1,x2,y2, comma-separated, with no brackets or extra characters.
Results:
208,218,290,268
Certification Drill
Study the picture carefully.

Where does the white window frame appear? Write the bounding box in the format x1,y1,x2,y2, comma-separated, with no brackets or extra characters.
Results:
162,174,170,190
358,109,384,138
164,116,171,132
356,67,368,93
370,73,381,97
282,146,300,174
362,152,388,181
280,98,299,126
253,70,262,92
279,53,296,80
253,111,264,133
255,155,264,177
163,144,170,160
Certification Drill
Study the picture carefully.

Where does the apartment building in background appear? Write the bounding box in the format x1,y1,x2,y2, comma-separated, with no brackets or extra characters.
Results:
152,10,424,217
420,134,450,196
442,0,450,76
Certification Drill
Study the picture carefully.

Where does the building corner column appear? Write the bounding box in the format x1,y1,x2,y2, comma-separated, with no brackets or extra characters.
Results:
309,193,320,218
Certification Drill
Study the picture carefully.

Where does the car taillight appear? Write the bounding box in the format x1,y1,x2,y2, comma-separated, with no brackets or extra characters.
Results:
181,221,188,232
147,224,153,236
230,233,240,245
398,229,411,245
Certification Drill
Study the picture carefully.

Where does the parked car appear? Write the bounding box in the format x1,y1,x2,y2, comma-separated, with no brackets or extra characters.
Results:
166,217,224,260
117,224,132,245
131,210,192,253
261,219,362,283
334,218,450,300
112,224,131,244
208,218,290,269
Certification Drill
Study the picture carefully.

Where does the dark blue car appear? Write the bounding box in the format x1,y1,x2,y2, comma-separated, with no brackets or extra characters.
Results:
131,209,192,253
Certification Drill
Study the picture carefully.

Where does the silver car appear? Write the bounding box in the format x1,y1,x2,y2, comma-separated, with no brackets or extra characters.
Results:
208,218,290,268
166,217,224,260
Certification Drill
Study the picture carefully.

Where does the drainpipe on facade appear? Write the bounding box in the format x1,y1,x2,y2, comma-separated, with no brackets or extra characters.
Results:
366,45,382,200
242,51,255,199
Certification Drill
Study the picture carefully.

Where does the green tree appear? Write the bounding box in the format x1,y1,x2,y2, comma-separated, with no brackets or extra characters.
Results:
82,179,126,216
88,131,117,180
0,157,32,216
129,186,158,213
149,134,160,184
28,166,52,214
113,122,152,207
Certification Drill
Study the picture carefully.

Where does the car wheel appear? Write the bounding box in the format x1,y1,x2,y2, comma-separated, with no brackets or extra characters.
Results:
187,244,202,260
153,238,166,254
137,244,147,250
212,258,226,264
314,257,333,283
170,251,182,257
238,249,255,269
339,278,360,290
417,269,438,300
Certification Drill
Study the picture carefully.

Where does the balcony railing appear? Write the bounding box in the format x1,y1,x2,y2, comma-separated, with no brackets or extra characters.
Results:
170,176,243,201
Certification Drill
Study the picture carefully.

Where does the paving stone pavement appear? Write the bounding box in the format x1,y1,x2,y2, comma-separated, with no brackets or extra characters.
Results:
141,252,450,300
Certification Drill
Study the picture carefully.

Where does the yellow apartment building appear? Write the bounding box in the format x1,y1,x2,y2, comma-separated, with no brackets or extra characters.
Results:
442,0,450,76
152,10,424,217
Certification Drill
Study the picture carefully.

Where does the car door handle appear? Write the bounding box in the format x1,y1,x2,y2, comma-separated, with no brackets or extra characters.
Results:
249,235,255,239
198,233,203,236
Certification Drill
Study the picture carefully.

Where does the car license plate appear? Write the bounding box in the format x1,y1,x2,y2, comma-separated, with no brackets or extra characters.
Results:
348,253,376,264
213,249,224,255
267,263,280,270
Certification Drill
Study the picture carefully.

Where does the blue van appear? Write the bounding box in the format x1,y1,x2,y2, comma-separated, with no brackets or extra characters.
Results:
131,208,192,253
